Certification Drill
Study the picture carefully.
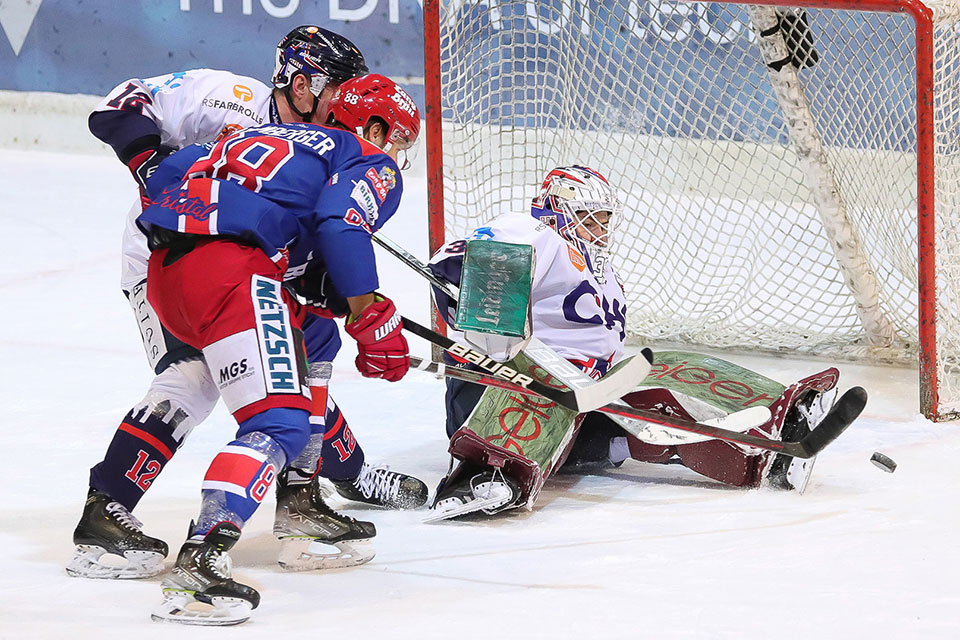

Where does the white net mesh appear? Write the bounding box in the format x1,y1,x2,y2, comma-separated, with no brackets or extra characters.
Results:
431,0,960,419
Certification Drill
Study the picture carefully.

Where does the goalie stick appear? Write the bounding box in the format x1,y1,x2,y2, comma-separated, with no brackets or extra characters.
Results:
402,315,653,413
410,356,867,459
411,356,770,441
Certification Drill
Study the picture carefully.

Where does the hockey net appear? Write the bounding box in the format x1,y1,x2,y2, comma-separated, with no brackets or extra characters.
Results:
423,0,960,420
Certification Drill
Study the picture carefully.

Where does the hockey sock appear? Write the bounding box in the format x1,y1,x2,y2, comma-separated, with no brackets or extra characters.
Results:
281,373,331,485
317,396,365,482
194,431,286,536
88,402,186,511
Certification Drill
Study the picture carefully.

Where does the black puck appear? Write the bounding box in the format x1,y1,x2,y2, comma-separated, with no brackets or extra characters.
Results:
870,452,896,473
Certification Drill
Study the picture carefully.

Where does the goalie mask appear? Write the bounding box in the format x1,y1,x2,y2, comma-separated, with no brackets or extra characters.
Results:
530,165,622,281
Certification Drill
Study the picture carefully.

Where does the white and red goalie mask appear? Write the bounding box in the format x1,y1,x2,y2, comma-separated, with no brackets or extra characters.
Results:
530,165,622,278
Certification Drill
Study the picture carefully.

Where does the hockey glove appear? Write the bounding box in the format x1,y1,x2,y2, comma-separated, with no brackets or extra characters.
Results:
286,266,350,319
126,145,175,209
344,295,409,382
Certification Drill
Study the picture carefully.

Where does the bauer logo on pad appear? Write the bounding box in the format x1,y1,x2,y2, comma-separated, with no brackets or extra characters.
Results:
455,240,534,338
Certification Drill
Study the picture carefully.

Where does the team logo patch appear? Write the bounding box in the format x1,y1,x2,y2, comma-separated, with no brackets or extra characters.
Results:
378,166,397,192
216,123,244,140
344,208,372,233
567,246,587,272
251,276,301,394
365,168,388,202
233,84,254,102
351,179,379,224
470,226,495,240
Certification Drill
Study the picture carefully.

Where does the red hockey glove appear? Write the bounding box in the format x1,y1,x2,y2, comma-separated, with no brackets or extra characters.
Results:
344,295,409,382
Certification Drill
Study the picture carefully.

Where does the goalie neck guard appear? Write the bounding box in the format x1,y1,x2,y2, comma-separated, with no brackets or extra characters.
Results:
530,165,622,279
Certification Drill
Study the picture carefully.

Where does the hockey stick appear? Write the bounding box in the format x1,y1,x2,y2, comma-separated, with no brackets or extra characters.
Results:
373,232,652,411
373,233,453,296
411,356,867,458
411,356,770,443
402,315,652,413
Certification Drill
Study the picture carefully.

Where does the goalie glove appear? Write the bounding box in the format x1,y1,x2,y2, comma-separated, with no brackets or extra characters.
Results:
286,266,350,318
345,294,409,382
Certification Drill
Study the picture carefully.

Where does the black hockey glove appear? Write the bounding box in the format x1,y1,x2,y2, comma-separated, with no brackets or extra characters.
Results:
127,144,176,193
287,267,350,318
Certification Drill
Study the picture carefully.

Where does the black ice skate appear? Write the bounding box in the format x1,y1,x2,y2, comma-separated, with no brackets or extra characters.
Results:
332,462,429,510
66,490,168,579
425,464,521,523
766,388,838,494
151,522,258,626
274,475,376,570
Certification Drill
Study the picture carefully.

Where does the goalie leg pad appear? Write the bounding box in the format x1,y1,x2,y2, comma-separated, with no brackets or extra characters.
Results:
618,372,839,488
449,377,581,509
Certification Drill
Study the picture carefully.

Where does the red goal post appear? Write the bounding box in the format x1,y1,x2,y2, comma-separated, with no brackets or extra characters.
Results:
423,0,960,420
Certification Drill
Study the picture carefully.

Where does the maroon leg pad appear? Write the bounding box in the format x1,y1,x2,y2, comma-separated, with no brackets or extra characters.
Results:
618,370,840,487
448,427,543,508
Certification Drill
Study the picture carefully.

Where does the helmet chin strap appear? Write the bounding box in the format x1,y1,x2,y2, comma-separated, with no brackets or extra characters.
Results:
282,85,320,123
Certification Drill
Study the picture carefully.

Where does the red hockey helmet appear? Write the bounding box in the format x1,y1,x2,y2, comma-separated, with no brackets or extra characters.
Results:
327,74,421,152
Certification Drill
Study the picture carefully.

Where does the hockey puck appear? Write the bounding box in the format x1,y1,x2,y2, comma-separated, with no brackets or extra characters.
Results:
870,452,897,473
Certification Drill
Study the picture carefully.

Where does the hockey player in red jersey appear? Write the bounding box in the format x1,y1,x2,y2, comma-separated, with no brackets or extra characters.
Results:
123,74,420,624
427,166,846,521
69,27,427,585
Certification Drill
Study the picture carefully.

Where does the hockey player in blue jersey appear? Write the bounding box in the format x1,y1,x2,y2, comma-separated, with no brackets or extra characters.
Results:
110,74,418,625
69,27,427,588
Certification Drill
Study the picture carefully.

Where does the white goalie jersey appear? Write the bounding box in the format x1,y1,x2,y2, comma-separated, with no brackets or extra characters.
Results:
93,69,275,291
432,213,628,376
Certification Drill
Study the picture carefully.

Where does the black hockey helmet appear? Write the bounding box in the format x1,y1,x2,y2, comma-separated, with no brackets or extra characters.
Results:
272,25,368,92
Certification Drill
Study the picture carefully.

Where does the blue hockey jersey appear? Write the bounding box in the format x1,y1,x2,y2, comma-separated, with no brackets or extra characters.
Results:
138,122,403,298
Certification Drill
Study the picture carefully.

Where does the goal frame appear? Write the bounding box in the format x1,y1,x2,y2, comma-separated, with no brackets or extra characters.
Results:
422,0,942,419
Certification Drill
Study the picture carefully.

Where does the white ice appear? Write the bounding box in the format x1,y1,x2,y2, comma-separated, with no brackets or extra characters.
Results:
1,148,959,639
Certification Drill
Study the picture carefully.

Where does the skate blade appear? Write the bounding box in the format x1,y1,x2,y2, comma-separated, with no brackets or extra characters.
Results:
66,545,165,579
276,536,375,571
786,455,817,495
151,589,252,626
424,486,514,524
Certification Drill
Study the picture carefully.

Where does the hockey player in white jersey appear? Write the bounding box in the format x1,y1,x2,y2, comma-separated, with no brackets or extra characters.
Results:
427,166,844,520
68,27,426,582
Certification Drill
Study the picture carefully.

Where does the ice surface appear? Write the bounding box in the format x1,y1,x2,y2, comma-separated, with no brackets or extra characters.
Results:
1,148,958,638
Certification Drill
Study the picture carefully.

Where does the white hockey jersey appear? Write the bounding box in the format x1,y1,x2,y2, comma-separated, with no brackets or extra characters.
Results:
93,69,275,290
434,213,628,373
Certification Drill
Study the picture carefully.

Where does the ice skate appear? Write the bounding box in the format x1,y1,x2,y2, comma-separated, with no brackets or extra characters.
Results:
66,490,168,579
151,522,258,626
274,475,376,570
767,388,838,494
332,462,429,509
425,465,520,523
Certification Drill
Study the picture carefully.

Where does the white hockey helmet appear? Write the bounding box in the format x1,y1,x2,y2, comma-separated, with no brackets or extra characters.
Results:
530,165,622,275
